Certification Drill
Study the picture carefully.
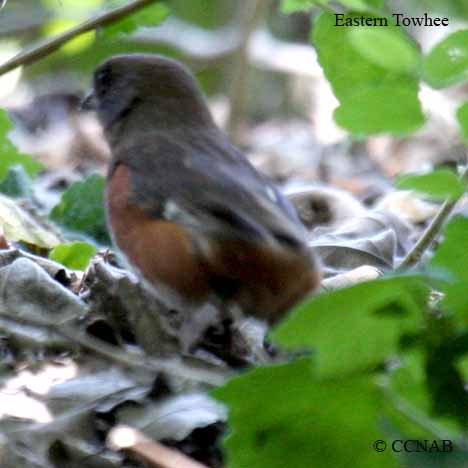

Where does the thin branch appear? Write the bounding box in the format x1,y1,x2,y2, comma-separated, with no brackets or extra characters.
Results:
397,164,468,271
0,311,229,387
0,0,163,77
109,425,210,468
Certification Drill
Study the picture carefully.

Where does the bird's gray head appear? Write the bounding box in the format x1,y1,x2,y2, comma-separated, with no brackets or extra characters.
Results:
82,54,215,143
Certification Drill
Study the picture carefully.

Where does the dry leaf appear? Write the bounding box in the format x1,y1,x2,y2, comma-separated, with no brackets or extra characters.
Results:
0,194,60,249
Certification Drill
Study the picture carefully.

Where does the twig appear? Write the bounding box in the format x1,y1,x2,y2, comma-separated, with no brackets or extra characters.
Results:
397,164,468,271
0,0,163,77
0,311,229,387
226,0,271,143
109,425,210,468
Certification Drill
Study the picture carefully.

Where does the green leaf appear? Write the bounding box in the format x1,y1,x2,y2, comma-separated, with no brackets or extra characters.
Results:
385,347,466,440
456,102,468,141
431,217,468,285
49,174,110,245
341,0,384,8
44,18,96,54
430,217,468,318
456,352,468,383
425,333,468,427
271,276,428,378
49,241,97,270
212,358,398,468
334,87,425,135
423,30,468,88
280,0,322,13
0,165,32,198
102,2,170,39
0,110,43,182
397,169,465,201
348,27,420,73
385,350,437,438
312,12,424,136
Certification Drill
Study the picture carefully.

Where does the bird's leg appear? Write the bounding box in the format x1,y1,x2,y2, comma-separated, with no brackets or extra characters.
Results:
179,301,267,367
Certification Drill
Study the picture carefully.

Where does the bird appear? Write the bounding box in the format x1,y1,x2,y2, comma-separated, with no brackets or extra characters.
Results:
81,53,320,329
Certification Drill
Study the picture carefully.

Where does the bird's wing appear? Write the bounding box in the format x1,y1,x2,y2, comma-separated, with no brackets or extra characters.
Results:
120,130,308,251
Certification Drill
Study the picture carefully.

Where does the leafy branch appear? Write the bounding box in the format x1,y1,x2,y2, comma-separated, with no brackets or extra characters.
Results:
0,0,164,77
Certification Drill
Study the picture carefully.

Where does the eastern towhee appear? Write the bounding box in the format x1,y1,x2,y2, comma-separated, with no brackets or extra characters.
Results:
81,54,320,326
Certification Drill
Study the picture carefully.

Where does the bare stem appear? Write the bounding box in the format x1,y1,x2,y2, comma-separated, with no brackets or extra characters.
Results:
397,164,468,271
0,0,163,77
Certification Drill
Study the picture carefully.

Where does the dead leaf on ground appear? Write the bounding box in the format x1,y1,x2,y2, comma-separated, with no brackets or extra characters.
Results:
310,210,415,277
0,257,86,352
0,194,60,249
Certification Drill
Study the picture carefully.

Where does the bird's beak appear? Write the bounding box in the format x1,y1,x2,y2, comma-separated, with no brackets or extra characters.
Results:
80,89,98,111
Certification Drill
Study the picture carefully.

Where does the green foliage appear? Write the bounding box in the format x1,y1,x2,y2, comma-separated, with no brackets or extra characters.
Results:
280,0,383,14
312,13,425,136
417,0,468,20
272,276,428,378
348,27,420,73
456,102,468,141
101,2,170,39
307,8,468,139
49,241,97,270
397,170,466,201
214,1,468,461
0,110,43,183
334,87,425,135
41,0,103,54
37,0,170,59
42,0,105,16
430,217,468,318
385,350,438,437
281,0,324,13
49,175,110,246
169,0,237,28
423,30,468,88
44,18,96,54
213,358,398,468
0,165,33,198
217,249,468,467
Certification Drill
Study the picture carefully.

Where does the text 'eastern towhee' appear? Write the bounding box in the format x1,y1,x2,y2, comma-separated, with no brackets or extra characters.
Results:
82,54,320,325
